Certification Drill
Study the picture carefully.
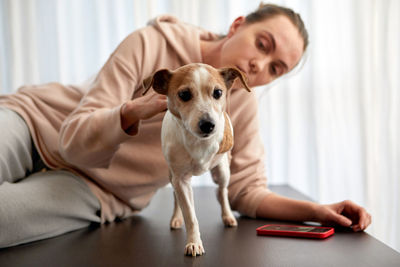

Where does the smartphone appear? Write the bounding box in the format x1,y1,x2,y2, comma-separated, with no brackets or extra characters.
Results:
256,224,334,239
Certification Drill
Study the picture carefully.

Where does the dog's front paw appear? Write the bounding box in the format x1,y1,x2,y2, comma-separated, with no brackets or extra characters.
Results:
184,242,205,257
223,215,238,227
170,217,184,229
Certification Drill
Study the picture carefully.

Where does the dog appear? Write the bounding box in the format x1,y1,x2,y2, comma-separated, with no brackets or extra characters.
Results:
143,63,250,256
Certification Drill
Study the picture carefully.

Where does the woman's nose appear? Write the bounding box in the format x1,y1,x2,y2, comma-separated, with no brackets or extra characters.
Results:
249,59,259,74
249,57,267,75
249,57,272,86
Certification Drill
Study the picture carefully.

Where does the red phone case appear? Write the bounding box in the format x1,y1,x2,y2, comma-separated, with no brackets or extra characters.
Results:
256,224,334,239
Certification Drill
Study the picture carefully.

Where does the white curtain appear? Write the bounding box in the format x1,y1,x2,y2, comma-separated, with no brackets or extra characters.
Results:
259,0,400,253
0,0,399,253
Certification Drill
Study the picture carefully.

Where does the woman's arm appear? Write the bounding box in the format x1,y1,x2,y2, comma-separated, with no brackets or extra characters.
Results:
59,26,164,168
255,193,320,222
256,193,372,231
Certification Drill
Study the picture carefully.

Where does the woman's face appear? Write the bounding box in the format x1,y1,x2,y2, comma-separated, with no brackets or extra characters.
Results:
220,15,304,87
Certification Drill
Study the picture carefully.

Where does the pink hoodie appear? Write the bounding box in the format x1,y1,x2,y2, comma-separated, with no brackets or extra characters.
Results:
0,16,271,223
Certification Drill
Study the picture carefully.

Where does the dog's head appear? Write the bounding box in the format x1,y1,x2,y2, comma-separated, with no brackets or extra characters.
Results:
143,63,250,138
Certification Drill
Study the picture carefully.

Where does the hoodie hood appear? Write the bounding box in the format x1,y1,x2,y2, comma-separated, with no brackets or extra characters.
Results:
147,15,219,65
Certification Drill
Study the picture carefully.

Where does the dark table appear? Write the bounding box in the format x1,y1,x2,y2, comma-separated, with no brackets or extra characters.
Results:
1,185,399,267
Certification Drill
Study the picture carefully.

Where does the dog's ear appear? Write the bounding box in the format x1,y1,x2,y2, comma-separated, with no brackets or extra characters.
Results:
219,67,251,92
142,69,172,95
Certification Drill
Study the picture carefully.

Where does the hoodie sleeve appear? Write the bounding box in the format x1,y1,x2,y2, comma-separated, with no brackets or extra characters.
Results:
59,25,162,169
227,89,272,218
59,15,205,169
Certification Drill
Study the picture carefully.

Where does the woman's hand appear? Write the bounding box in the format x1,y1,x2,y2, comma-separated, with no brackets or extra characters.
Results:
120,93,167,135
316,200,372,231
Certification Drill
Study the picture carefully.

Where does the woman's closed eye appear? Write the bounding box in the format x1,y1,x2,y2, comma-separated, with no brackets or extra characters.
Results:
270,62,286,77
270,64,277,76
256,37,272,54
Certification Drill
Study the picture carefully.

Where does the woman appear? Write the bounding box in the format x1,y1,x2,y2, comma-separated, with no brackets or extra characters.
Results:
0,3,371,248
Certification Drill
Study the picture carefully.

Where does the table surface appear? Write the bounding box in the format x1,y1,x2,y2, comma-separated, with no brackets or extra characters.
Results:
1,185,399,267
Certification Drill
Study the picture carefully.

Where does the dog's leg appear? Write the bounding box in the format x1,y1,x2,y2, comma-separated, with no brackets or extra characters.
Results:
211,154,237,227
170,191,184,229
170,175,205,256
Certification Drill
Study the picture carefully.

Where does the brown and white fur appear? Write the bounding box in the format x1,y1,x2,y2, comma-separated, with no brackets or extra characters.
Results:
143,63,250,256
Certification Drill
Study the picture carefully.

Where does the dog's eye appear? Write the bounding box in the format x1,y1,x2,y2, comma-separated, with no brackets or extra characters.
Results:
213,89,223,99
178,89,192,102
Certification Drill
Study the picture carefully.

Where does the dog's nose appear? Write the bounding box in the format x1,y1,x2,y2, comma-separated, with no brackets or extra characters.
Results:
198,119,215,134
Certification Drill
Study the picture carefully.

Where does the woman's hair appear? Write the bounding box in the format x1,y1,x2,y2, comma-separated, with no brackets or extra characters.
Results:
245,3,309,51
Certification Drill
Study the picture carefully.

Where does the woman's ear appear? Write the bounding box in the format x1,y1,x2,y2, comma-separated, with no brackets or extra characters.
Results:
227,16,246,37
